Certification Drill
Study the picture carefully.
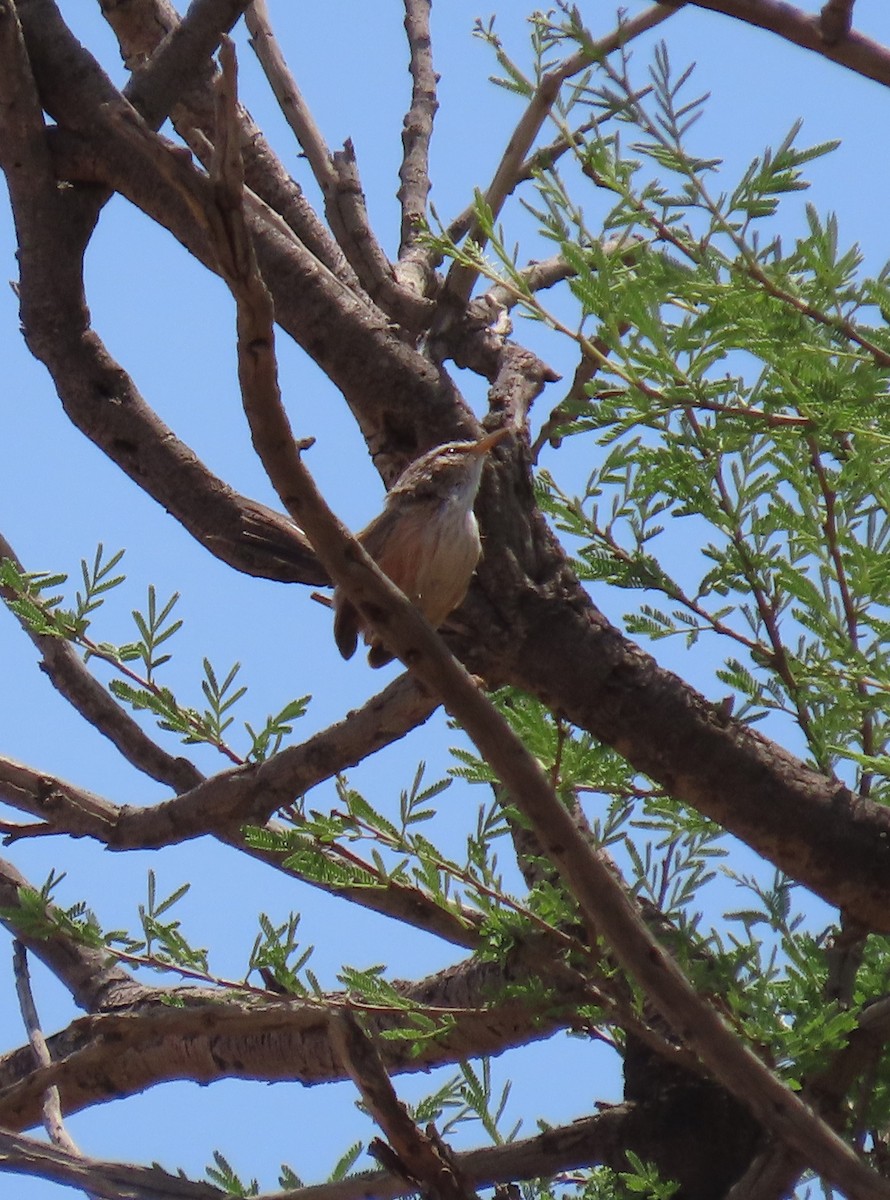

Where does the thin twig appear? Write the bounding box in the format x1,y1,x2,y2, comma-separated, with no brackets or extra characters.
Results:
806,437,875,794
12,942,92,1186
442,88,653,249
683,408,821,749
244,0,336,190
438,3,678,312
398,0,438,257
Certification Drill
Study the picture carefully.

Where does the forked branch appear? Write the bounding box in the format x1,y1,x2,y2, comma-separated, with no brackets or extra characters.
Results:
244,0,431,326
439,2,678,313
331,1011,480,1200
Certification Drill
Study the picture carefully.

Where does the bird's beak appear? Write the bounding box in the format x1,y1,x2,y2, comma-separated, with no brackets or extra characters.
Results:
470,427,511,456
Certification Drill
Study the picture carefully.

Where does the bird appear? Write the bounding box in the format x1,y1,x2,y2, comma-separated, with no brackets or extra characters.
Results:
333,427,510,667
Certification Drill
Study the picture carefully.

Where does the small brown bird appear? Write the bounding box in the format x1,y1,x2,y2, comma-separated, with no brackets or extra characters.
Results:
333,427,510,667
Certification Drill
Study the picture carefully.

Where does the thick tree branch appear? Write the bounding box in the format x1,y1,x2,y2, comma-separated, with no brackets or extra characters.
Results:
0,851,829,1199
0,1100,749,1200
331,1012,480,1200
241,0,333,185
0,1127,222,1200
671,0,890,83
327,139,434,325
123,0,252,126
433,321,890,930
0,682,484,954
0,944,582,1131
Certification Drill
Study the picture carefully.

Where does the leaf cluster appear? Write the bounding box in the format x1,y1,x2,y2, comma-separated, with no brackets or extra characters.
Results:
437,40,890,791
0,547,310,764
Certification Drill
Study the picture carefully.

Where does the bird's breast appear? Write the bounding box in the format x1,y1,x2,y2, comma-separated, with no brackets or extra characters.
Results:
409,506,481,626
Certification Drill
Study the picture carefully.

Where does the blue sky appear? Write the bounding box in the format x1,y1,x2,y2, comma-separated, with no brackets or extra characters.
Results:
2,2,890,1196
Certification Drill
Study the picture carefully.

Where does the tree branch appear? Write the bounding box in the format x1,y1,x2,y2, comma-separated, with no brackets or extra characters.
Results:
189,49,890,1196
244,1,431,328
330,1011,480,1200
0,1100,739,1200
0,533,205,794
0,941,583,1131
673,0,890,83
398,0,437,258
0,670,431,844
0,1127,222,1200
0,859,139,1015
437,3,679,315
0,669,480,948
441,90,651,250
123,0,252,126
12,943,95,1200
